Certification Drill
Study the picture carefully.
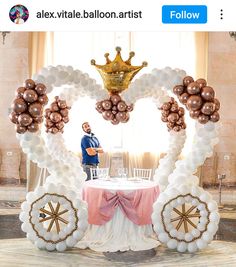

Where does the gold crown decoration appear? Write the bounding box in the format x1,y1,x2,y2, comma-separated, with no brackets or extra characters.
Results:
91,47,147,94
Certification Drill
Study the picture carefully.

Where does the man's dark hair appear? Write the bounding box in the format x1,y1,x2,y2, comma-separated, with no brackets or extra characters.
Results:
82,122,88,130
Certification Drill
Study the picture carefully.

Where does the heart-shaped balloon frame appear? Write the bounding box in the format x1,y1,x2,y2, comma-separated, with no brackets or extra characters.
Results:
17,65,219,252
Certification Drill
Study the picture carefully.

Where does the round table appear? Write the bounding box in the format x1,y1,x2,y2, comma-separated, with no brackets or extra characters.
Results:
77,178,160,252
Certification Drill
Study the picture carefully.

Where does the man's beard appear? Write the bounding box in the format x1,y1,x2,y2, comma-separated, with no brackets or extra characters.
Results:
86,129,91,134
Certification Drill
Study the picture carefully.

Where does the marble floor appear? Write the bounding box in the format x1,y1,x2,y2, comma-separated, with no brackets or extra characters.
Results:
0,239,235,267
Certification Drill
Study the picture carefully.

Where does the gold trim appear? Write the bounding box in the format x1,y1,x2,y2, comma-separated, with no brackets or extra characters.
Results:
160,193,210,243
29,193,79,244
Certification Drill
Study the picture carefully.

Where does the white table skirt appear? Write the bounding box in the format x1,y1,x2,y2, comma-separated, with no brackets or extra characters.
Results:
77,207,160,252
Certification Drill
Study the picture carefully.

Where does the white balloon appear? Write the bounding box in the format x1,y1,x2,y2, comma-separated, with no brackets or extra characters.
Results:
158,233,170,243
177,242,187,252
66,236,77,247
46,243,56,251
167,239,178,249
56,242,67,252
187,242,198,253
196,239,208,249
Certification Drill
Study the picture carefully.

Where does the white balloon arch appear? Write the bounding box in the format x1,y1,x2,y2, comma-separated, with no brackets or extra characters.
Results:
15,65,219,252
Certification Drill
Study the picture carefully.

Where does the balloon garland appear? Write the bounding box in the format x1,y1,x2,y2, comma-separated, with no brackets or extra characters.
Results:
9,49,221,253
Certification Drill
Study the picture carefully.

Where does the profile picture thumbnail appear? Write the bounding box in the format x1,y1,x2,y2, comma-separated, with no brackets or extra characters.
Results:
9,4,29,24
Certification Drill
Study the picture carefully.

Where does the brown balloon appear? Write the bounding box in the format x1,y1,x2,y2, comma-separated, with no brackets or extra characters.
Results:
102,110,114,121
214,98,220,111
23,89,38,103
117,101,127,112
111,118,119,125
45,119,54,128
187,82,201,95
57,99,67,109
196,78,207,88
110,94,121,105
181,122,187,129
28,102,43,118
189,109,201,119
18,113,33,127
9,112,19,124
12,98,27,114
201,86,215,101
38,94,49,105
179,93,189,105
176,117,184,125
173,85,184,96
186,95,203,111
178,107,185,116
161,115,168,122
44,108,51,118
116,111,127,122
27,122,39,132
198,114,209,124
35,83,46,95
34,116,43,123
102,100,112,110
16,87,26,98
168,113,179,123
16,124,27,134
50,102,59,112
112,110,118,115
62,116,69,123
170,103,179,112
162,110,170,116
173,125,182,132
126,104,134,112
55,121,64,130
210,111,220,122
183,76,194,87
50,112,62,123
162,102,171,110
201,102,216,115
60,108,69,117
25,79,35,89
48,127,59,134
167,122,175,129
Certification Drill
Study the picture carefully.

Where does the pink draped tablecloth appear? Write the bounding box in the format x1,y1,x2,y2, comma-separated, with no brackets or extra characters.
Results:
83,179,160,226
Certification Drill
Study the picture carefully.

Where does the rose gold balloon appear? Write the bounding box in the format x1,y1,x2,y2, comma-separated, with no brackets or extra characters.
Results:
55,121,64,130
179,93,189,105
116,112,127,122
123,112,130,123
60,108,69,117
44,108,51,118
183,76,194,87
173,125,181,132
187,82,201,95
102,110,114,121
126,104,134,112
170,103,179,112
25,79,35,89
176,117,184,125
181,122,187,129
34,116,43,123
170,97,175,104
210,111,220,122
16,87,26,98
9,112,19,124
214,98,220,111
45,119,54,128
23,89,38,103
16,124,27,134
168,113,179,123
161,115,168,122
162,110,169,116
110,94,121,105
102,100,112,110
187,95,203,111
111,118,119,125
48,127,59,134
112,110,117,115
57,99,67,109
189,110,201,119
173,85,184,95
38,94,49,105
28,102,43,117
162,102,171,111
18,113,33,127
201,86,215,101
167,122,174,129
178,107,185,116
35,83,46,95
117,101,127,112
198,114,209,124
27,122,39,132
12,98,27,114
50,112,62,123
196,78,207,88
62,116,69,123
201,102,216,115
50,102,59,112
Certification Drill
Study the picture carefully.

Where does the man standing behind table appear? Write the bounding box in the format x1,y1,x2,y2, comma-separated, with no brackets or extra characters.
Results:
81,122,104,181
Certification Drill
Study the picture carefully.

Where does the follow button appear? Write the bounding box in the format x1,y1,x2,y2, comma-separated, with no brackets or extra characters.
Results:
162,5,207,24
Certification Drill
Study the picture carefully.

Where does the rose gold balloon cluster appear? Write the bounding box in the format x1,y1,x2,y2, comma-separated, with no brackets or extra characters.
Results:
9,79,48,134
173,76,220,124
44,97,71,134
96,94,134,125
160,98,186,132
